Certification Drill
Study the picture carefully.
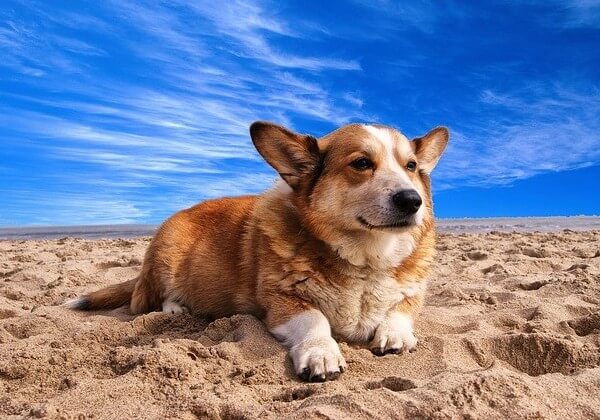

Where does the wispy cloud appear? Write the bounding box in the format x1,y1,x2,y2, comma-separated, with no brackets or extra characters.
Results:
1,0,598,224
349,0,439,32
553,0,600,28
0,0,371,224
1,191,151,225
182,0,361,70
433,82,600,189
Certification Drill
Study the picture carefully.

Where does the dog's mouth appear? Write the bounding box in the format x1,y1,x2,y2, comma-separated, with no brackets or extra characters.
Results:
357,216,415,230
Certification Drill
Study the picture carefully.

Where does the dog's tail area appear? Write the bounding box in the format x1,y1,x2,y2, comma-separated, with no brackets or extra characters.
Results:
65,277,138,311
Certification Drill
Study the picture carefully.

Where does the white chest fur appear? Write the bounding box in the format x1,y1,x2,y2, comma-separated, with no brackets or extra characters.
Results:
331,231,416,269
296,269,425,342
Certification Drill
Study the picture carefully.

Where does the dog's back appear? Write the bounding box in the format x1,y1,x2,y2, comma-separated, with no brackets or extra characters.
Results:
68,196,261,317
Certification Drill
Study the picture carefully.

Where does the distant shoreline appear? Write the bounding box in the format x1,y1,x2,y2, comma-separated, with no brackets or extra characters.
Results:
1,216,599,240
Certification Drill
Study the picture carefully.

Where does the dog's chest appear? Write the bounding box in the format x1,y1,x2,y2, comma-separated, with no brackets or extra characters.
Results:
296,269,422,342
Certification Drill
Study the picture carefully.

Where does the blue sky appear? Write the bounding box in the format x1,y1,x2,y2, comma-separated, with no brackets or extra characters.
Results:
1,0,599,225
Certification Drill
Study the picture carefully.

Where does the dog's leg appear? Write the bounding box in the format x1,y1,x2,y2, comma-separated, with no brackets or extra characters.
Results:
269,308,346,382
162,299,186,314
370,294,423,355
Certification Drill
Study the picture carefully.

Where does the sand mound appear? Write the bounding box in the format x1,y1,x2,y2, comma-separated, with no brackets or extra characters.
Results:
1,231,599,419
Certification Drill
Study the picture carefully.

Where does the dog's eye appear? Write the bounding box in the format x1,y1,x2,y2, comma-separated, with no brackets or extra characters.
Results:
406,160,417,172
350,157,373,170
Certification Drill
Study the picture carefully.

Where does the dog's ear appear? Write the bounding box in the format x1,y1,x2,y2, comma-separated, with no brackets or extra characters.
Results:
413,126,449,174
250,121,321,189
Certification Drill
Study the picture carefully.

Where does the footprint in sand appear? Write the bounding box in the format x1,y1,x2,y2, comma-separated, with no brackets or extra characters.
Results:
0,309,18,320
273,386,318,402
567,312,600,336
565,263,589,271
487,333,600,376
96,257,142,269
481,263,506,275
519,279,549,291
364,376,417,392
466,251,488,261
521,247,550,258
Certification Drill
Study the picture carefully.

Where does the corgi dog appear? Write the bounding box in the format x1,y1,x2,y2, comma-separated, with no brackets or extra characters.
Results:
66,121,449,382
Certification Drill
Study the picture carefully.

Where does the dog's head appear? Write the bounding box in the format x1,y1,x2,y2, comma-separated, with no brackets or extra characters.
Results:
250,121,448,241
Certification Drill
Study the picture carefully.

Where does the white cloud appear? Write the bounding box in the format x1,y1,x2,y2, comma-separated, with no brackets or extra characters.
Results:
181,0,361,70
0,0,371,224
1,191,151,225
555,0,600,28
52,148,224,174
348,0,446,34
342,92,364,108
433,82,600,188
3,0,597,225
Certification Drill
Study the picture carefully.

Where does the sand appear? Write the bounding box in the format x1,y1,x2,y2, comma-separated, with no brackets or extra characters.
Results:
1,230,599,419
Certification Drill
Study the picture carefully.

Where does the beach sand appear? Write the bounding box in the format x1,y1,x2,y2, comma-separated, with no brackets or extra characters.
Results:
1,230,599,419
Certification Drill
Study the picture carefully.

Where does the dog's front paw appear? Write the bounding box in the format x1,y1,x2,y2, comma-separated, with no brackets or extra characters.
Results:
162,300,187,314
370,312,417,356
290,336,346,382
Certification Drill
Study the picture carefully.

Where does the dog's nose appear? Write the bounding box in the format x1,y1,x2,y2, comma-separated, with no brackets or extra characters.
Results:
392,190,422,214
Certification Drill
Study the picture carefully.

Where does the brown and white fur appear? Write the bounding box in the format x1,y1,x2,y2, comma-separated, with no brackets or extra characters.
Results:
66,121,449,382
